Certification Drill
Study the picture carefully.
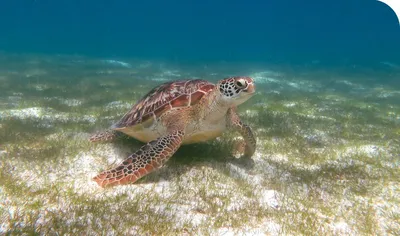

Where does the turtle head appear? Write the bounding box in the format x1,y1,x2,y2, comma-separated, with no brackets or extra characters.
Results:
217,76,255,105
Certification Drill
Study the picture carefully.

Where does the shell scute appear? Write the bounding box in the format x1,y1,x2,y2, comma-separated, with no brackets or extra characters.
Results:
154,103,170,117
190,91,206,106
113,79,215,128
199,84,215,93
171,94,190,108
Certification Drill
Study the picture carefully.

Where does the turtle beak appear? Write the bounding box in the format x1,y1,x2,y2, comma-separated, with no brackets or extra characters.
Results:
244,83,255,94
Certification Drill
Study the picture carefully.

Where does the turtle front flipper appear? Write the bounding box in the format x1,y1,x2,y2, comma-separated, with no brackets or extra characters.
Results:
93,130,185,188
227,107,256,158
89,130,122,142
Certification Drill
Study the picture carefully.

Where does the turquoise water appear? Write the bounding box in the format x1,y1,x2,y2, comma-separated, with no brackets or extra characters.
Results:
1,1,399,63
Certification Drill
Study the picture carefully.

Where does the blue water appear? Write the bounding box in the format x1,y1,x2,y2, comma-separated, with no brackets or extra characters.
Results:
0,0,399,65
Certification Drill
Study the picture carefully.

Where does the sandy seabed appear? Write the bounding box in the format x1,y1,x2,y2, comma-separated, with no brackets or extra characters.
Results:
0,53,399,235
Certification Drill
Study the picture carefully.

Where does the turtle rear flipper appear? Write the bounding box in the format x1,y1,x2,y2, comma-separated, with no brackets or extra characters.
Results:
93,130,185,187
89,130,122,142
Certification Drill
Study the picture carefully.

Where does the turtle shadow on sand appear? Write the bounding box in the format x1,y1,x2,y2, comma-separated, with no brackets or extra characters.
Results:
111,137,255,185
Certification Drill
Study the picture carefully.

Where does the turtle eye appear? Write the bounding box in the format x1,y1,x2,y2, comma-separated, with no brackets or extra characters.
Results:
235,79,246,88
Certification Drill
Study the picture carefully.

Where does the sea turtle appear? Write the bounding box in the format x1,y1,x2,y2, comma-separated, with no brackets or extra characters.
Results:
89,77,257,188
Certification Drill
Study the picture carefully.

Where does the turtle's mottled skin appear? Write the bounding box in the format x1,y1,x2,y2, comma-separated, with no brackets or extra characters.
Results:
89,77,256,188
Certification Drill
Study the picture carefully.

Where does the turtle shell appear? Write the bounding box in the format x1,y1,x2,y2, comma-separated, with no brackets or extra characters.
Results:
113,79,215,129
